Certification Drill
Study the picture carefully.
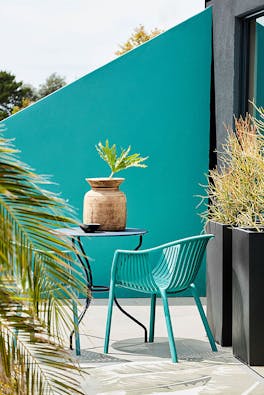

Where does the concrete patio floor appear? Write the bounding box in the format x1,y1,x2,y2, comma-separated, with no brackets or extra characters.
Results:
73,298,264,394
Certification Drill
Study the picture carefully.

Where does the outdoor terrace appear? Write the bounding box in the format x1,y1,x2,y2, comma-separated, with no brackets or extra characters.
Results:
76,298,264,394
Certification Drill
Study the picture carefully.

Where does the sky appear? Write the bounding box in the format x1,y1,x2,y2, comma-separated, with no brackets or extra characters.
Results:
1,0,205,88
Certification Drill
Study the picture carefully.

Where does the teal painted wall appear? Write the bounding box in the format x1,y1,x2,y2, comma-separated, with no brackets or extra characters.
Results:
255,22,264,109
2,8,212,297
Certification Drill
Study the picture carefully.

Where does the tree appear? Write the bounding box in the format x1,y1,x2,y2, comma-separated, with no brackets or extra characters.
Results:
0,126,86,394
11,97,33,115
0,71,34,120
115,25,163,56
38,73,66,98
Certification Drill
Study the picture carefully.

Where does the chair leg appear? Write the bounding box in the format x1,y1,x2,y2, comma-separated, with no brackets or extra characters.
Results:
160,290,178,363
104,282,115,353
72,300,81,356
149,294,156,342
190,283,217,352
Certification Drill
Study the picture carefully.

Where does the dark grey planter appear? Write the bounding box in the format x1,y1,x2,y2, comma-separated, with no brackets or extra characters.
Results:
206,221,232,346
232,227,264,366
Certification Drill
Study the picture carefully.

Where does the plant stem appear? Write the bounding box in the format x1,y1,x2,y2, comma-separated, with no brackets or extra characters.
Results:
109,172,114,178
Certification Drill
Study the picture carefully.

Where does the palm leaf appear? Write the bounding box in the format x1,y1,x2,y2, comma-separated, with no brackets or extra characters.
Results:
0,127,87,394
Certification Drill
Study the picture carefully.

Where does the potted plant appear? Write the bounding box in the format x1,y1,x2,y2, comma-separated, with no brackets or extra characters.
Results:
201,111,264,364
83,140,148,230
199,121,245,347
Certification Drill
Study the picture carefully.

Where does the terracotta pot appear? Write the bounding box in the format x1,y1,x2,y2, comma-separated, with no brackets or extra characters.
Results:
83,178,126,231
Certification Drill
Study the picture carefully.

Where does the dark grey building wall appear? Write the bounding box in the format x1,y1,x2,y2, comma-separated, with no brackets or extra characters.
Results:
207,0,264,159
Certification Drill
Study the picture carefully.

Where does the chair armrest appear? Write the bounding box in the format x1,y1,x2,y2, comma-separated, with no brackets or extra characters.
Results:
114,234,214,255
110,234,214,283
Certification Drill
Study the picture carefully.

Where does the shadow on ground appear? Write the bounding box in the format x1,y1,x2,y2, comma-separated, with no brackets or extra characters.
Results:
111,337,228,362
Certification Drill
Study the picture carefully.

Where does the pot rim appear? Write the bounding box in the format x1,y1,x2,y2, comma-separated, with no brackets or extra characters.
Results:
86,177,125,181
86,177,125,188
232,226,264,233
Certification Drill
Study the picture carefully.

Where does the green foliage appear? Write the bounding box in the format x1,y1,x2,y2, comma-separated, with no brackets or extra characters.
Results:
11,97,33,115
0,71,66,118
0,71,34,120
115,25,163,56
0,126,87,394
38,73,66,99
200,110,264,230
96,140,148,177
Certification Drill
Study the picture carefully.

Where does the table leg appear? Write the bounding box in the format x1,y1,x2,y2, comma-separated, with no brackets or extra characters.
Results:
69,237,92,353
135,234,143,250
72,300,81,355
70,234,148,351
114,234,148,342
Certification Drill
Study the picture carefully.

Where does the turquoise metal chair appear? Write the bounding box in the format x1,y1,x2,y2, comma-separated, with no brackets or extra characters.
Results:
104,234,217,363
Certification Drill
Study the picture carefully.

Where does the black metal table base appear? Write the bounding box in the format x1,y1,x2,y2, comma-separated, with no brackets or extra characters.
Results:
114,297,148,342
70,234,148,350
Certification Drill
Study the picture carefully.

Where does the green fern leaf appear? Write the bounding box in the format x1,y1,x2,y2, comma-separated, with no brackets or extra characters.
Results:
96,139,148,177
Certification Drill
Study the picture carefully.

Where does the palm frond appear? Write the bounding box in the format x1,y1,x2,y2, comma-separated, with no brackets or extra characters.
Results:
0,127,87,394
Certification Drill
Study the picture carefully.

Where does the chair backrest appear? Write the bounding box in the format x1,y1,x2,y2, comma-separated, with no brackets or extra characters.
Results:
153,234,213,292
114,251,157,291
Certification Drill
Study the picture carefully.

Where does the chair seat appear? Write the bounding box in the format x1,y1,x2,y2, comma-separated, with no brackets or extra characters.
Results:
116,271,157,293
115,277,189,295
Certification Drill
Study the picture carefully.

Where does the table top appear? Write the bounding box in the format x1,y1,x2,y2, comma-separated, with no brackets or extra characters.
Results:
55,227,147,238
